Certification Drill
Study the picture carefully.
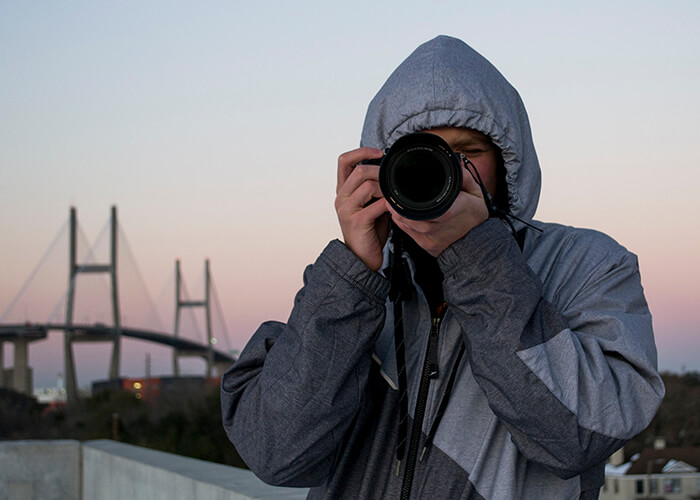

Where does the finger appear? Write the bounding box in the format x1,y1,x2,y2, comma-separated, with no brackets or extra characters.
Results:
392,218,431,247
336,179,383,218
362,196,390,220
337,147,383,193
398,220,436,235
386,203,436,234
391,215,414,235
345,179,384,211
337,164,381,199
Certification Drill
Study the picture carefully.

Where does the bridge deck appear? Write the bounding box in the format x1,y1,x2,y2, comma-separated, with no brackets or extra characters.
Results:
0,323,235,363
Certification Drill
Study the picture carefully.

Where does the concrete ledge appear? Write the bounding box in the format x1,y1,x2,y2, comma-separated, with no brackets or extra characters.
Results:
0,440,81,500
0,440,309,500
82,440,309,500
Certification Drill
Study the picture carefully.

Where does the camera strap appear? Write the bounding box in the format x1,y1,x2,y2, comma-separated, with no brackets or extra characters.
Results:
388,223,411,470
459,153,542,239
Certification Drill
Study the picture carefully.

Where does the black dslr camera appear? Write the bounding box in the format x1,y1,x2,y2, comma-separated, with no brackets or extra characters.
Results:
364,132,463,221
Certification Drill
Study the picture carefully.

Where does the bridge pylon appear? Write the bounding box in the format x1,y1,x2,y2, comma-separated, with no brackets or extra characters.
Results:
64,206,122,403
173,259,214,377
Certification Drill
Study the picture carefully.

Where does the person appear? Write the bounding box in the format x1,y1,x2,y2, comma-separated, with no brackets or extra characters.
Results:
220,35,664,499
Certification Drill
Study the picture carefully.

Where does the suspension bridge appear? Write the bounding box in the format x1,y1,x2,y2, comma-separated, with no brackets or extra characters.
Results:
0,206,236,403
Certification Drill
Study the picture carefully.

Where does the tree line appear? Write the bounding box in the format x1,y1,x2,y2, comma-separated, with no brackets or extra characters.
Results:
1,371,698,467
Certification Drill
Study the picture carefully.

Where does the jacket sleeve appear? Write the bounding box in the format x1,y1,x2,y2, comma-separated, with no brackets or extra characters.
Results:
437,218,665,480
220,240,390,487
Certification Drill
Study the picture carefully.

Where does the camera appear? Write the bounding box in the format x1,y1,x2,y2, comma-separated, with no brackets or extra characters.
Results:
364,132,463,221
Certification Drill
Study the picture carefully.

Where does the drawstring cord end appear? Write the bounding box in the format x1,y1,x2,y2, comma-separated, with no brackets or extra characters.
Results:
419,446,428,462
395,460,402,476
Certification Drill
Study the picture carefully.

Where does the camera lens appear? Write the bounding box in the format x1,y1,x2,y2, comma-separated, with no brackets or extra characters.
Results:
379,133,462,221
391,149,448,204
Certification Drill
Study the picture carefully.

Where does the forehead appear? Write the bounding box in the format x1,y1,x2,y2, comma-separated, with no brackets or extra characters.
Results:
422,127,492,147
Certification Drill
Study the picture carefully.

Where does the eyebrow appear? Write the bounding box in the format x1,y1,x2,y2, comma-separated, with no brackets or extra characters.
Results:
453,136,492,148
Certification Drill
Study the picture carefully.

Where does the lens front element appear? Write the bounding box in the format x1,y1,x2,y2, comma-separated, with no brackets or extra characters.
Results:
379,133,462,221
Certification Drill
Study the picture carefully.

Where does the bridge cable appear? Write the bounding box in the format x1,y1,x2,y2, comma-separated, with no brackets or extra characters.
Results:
1,220,68,322
118,226,166,331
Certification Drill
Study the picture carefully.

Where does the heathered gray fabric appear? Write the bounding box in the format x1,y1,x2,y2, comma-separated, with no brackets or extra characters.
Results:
221,36,664,499
221,240,390,487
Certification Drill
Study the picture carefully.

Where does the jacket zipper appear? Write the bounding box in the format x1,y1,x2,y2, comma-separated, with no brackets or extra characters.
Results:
400,313,442,499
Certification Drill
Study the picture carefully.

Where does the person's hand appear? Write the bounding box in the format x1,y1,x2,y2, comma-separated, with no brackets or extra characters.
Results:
388,163,489,257
335,147,390,272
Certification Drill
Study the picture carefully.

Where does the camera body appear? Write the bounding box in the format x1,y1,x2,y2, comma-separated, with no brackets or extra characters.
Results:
364,132,463,221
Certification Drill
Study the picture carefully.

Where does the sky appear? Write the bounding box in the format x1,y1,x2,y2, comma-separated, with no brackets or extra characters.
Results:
1,1,699,389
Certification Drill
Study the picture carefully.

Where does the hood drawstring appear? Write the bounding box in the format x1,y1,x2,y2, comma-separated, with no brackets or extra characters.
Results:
419,339,466,462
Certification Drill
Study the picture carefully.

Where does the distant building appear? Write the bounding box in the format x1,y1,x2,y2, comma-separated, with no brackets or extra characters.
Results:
92,375,221,400
601,442,700,500
33,374,66,403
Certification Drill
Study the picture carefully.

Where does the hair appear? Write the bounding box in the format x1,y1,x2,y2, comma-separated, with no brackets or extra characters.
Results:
493,148,509,213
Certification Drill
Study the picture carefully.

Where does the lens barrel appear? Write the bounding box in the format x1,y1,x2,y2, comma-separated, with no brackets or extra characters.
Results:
378,133,463,221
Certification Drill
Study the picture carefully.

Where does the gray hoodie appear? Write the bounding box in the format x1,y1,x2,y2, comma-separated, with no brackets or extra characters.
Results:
221,36,664,499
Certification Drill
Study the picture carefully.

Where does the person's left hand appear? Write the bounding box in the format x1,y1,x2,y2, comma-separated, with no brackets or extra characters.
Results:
388,163,489,257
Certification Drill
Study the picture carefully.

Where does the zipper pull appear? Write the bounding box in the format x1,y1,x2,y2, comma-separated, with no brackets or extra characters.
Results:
427,317,440,379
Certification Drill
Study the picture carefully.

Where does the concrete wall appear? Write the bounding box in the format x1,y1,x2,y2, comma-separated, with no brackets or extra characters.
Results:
82,440,309,500
0,440,81,500
0,440,309,500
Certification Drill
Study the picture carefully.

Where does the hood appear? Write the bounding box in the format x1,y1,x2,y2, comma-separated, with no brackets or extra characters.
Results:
361,35,541,222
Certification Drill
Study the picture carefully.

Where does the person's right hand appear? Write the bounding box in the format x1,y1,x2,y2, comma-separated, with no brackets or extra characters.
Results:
335,147,389,272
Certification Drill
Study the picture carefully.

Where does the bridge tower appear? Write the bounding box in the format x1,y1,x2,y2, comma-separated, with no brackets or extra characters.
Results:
64,206,122,403
173,259,214,377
